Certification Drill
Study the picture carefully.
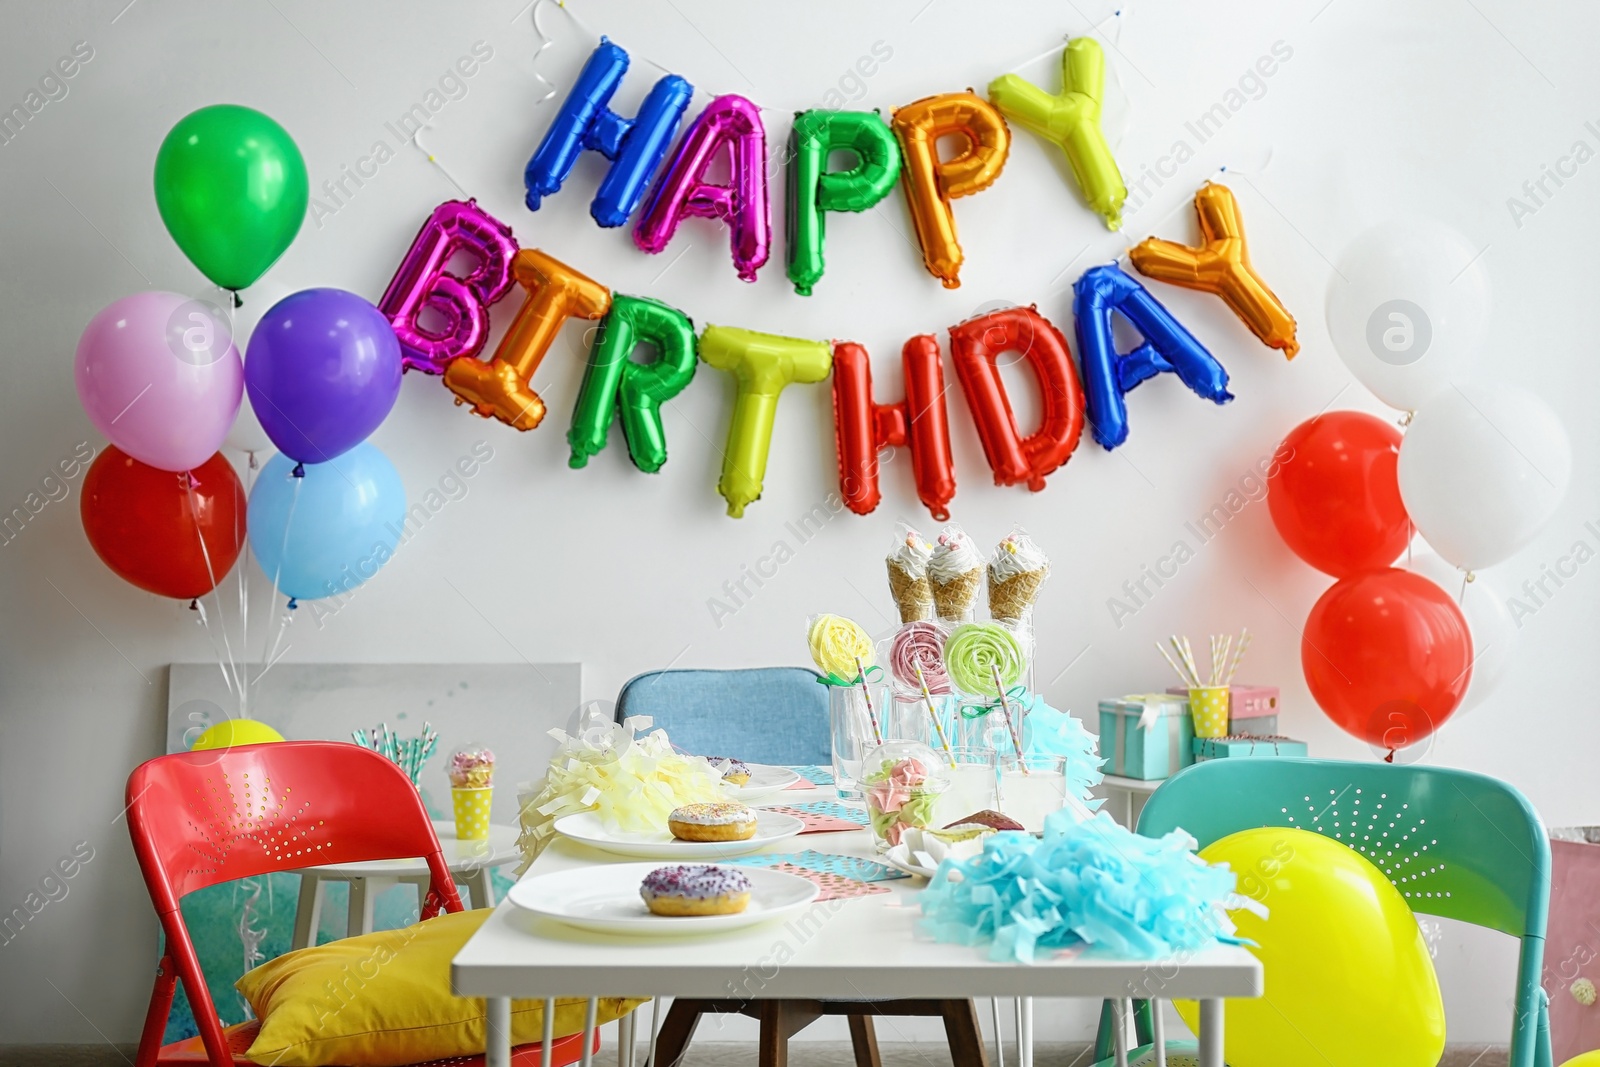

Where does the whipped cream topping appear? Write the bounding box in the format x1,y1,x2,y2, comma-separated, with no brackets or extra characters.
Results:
990,530,1049,582
886,522,934,577
928,525,983,583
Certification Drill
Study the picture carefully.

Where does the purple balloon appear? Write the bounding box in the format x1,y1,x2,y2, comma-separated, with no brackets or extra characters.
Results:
74,290,243,472
245,288,402,464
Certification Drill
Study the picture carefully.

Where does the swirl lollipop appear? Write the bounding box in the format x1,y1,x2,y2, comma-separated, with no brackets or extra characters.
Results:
943,622,1026,694
890,622,951,694
807,613,875,680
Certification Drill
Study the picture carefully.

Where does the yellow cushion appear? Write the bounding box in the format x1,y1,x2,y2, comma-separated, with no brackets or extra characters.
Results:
236,909,643,1066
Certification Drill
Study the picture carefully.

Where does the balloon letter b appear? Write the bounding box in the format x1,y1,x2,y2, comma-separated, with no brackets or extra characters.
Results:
949,306,1084,491
1074,264,1232,450
378,199,519,375
635,95,770,282
700,326,833,518
568,295,698,473
988,38,1125,230
523,39,694,228
892,92,1010,288
444,249,611,431
786,110,901,296
831,337,956,521
1130,183,1299,359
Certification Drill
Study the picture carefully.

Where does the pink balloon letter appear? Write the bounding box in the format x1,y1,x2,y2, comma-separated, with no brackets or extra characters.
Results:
633,95,770,282
378,199,519,375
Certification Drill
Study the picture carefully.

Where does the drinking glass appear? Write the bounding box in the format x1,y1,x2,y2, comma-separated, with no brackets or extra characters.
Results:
998,754,1067,833
934,746,998,827
829,682,889,800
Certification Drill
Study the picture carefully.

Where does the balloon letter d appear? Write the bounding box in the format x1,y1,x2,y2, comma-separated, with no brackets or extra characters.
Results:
700,326,833,518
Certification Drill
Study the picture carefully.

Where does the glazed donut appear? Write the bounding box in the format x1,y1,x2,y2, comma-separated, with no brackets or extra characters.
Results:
668,801,758,842
640,864,753,916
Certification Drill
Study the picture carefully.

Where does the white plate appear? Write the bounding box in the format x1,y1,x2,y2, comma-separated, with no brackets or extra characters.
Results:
719,763,803,802
552,809,804,859
508,862,819,936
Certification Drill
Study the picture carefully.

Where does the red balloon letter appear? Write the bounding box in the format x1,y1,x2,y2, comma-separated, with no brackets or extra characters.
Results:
949,306,1084,490
831,337,956,521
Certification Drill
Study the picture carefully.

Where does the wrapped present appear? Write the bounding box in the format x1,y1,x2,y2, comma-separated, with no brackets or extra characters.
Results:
1098,694,1194,781
1192,734,1307,761
1167,683,1280,737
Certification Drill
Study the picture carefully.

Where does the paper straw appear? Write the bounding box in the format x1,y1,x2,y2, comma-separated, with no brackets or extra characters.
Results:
916,664,958,768
992,665,1028,774
1178,636,1201,688
855,655,884,745
1156,642,1192,687
1225,628,1252,684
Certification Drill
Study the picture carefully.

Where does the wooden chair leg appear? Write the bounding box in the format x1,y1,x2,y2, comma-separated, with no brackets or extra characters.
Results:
847,1013,883,1067
647,999,704,1067
940,999,990,1067
758,1001,788,1067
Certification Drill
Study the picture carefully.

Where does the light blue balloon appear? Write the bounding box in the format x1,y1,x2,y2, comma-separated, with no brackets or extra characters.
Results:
248,442,406,603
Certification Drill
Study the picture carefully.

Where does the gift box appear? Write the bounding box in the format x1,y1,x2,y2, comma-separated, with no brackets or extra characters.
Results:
1098,694,1194,781
1192,734,1307,761
1167,683,1280,737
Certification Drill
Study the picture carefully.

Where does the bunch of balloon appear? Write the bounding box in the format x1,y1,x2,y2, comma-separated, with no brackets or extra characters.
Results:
1266,411,1472,757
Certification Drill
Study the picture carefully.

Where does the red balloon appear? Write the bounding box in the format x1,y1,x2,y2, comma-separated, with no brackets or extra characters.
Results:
82,447,245,600
1268,411,1411,577
1302,568,1472,754
831,336,956,520
948,306,1083,491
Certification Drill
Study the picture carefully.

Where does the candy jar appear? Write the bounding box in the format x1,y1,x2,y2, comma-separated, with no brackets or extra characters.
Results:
859,740,949,852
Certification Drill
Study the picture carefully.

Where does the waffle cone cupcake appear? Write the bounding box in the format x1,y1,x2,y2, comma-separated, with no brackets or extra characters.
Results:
988,530,1049,623
928,526,984,622
886,524,934,623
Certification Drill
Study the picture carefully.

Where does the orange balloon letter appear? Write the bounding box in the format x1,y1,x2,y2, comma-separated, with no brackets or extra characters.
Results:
443,248,611,430
1129,182,1299,360
891,92,1009,289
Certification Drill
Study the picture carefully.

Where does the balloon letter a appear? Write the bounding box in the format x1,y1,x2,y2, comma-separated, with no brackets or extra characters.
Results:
1074,264,1232,450
378,200,519,375
444,249,611,431
568,295,697,473
1130,183,1299,359
700,326,832,517
892,92,1009,288
523,39,694,228
988,38,1125,230
831,337,956,521
787,110,901,296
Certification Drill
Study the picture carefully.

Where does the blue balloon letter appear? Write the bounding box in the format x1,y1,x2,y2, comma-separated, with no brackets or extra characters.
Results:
523,38,694,228
1073,263,1232,450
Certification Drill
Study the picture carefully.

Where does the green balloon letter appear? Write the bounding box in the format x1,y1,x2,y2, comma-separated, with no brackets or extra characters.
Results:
568,295,698,474
785,110,902,296
699,326,832,518
989,38,1126,230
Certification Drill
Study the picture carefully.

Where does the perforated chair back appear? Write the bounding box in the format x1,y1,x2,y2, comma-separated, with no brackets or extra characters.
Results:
614,666,830,765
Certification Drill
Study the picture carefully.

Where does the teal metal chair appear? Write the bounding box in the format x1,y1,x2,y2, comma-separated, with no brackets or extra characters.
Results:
1093,758,1553,1067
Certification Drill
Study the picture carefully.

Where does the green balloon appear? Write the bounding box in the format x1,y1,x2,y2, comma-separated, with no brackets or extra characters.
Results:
568,295,698,474
154,104,308,290
785,110,902,296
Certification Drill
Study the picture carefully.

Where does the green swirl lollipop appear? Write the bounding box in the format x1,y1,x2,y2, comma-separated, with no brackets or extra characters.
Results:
943,622,1027,694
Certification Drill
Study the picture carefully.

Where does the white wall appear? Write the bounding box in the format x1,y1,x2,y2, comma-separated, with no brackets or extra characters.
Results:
0,0,1594,1048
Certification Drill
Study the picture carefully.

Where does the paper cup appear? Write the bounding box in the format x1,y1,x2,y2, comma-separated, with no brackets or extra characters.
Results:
1189,686,1230,739
452,786,492,840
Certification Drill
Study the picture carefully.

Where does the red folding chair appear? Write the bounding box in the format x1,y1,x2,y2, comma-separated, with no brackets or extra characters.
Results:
126,740,596,1067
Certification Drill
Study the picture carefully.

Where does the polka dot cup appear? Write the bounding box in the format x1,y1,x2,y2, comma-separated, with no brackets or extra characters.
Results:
1189,686,1230,739
452,786,492,840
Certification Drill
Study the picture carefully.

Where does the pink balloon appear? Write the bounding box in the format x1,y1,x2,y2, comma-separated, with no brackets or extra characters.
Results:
633,94,770,282
377,199,519,375
74,291,243,472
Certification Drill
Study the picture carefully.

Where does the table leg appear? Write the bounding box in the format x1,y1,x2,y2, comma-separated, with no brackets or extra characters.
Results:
579,998,599,1067
468,865,496,909
646,997,662,1067
1198,999,1223,1067
1151,1001,1166,1067
617,1009,635,1067
1110,998,1128,1067
486,997,512,1067
541,997,555,1067
291,874,324,950
989,999,1005,1067
1019,998,1032,1067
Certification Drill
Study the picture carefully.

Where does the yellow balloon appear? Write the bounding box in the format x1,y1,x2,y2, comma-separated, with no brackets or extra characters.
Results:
1560,1054,1600,1067
190,719,285,751
1175,827,1445,1067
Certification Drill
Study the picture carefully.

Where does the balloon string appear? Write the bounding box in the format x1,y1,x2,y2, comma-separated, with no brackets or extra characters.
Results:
190,597,236,698
256,476,301,687
186,475,244,703
255,610,295,687
237,456,255,717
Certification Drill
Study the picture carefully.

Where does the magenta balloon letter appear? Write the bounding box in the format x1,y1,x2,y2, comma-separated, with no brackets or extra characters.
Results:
633,95,770,282
377,199,519,375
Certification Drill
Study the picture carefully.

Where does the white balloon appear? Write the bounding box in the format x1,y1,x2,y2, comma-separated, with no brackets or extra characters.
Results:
222,280,295,457
1398,382,1571,570
1325,219,1491,410
1404,551,1517,715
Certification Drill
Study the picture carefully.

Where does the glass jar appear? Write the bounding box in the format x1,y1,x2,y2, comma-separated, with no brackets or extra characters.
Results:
859,740,950,852
828,681,890,800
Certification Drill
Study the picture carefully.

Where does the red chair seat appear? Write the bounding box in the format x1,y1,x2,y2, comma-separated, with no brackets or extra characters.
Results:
151,1018,596,1066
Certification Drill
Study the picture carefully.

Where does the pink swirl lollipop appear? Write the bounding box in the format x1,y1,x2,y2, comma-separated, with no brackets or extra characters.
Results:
891,622,951,694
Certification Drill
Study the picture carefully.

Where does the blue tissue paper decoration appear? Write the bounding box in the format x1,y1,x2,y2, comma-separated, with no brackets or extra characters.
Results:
1019,694,1105,805
918,810,1244,964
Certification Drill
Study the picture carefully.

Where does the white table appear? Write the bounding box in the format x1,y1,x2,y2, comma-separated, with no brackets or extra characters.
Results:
452,790,1260,1067
293,820,522,948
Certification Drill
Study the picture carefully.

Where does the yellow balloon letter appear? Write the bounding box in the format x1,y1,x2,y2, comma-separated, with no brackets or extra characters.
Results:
699,325,832,518
989,37,1125,230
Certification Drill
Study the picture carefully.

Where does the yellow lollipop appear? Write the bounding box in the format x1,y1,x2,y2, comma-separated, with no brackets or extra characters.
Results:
807,614,875,680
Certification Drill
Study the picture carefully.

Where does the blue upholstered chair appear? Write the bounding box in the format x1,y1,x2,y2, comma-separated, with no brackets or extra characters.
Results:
614,666,831,766
614,666,989,1067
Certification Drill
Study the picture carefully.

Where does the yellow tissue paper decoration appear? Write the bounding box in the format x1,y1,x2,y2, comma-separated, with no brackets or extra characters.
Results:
515,713,724,873
988,38,1126,230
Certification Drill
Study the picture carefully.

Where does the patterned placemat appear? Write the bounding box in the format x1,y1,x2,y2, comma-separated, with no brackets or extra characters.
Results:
787,765,836,786
770,862,890,900
773,799,869,825
733,849,909,882
766,804,864,834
